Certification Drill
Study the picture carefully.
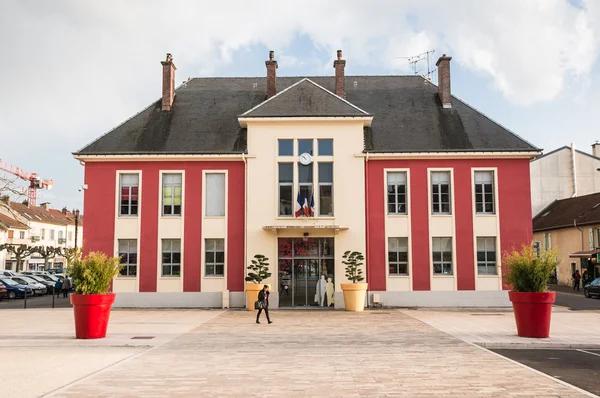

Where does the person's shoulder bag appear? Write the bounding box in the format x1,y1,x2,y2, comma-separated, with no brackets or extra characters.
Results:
254,300,264,310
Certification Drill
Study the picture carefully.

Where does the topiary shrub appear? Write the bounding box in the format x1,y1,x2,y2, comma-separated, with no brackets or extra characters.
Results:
504,243,559,293
69,252,122,295
342,250,365,283
245,254,271,284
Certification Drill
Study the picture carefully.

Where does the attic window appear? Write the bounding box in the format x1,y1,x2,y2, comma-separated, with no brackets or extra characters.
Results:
541,211,552,217
593,203,600,209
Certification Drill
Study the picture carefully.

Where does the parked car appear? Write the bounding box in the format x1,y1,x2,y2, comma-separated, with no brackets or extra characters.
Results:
22,271,50,276
0,283,7,299
1,270,20,277
9,276,47,296
48,268,65,275
584,278,600,299
0,278,33,299
27,275,57,294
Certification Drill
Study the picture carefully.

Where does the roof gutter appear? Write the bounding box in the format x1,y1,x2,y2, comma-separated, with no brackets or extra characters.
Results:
73,153,255,162
354,151,541,160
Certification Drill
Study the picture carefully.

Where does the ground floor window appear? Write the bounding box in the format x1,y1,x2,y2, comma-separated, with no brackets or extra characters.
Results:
432,237,452,275
388,237,408,275
278,238,334,307
476,237,496,275
205,239,224,276
118,239,137,277
161,239,181,277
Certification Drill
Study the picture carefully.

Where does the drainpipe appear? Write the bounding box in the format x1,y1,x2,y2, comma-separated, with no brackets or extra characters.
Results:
574,219,584,251
571,143,578,198
242,153,248,289
365,152,370,308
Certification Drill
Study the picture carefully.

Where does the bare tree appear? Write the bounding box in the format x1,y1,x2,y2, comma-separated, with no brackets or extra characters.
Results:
34,246,62,270
0,244,36,272
0,175,25,216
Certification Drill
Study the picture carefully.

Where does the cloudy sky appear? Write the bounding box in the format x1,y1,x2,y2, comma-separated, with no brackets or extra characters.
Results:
1,0,599,211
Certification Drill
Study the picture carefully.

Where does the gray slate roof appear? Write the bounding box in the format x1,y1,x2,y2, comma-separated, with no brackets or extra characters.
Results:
242,78,369,118
75,75,538,155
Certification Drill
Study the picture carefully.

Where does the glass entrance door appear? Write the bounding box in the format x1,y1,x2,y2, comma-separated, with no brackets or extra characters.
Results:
278,238,334,308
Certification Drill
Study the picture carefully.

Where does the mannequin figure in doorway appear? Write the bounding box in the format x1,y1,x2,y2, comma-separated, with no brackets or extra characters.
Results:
314,275,327,306
326,277,334,307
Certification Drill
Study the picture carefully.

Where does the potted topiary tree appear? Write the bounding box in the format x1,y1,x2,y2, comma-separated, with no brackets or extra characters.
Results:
245,254,271,311
340,250,368,311
68,252,122,339
504,243,560,338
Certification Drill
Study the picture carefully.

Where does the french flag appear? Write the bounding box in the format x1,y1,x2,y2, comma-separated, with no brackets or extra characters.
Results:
309,194,315,217
302,196,309,217
294,191,303,217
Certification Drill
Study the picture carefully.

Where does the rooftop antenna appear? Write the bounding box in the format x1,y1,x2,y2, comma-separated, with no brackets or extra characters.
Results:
397,49,436,81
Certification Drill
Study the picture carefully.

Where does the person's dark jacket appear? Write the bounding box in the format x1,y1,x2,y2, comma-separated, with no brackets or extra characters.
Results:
257,289,270,308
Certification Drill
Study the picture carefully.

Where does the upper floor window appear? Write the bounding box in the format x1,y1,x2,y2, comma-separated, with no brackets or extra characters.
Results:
205,238,225,276
477,237,497,275
432,237,452,275
50,230,55,240
318,139,333,156
318,162,333,216
543,232,551,251
119,174,139,216
118,239,137,277
298,162,313,213
41,229,46,239
387,172,407,215
58,230,63,240
162,173,182,216
431,171,451,214
19,231,25,239
279,163,293,216
68,231,73,241
161,239,181,277
388,237,408,275
278,139,293,156
474,171,495,214
8,230,14,239
206,173,225,217
298,139,313,156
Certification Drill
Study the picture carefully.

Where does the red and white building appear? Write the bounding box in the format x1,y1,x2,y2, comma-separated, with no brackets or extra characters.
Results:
75,51,539,308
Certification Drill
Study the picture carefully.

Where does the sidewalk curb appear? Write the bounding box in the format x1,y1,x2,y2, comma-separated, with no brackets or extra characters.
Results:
476,342,600,350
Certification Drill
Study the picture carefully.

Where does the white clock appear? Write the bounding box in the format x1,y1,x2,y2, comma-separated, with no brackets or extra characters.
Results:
299,152,313,165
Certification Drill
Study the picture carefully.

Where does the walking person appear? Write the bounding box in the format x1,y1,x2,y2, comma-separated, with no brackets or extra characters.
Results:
256,285,272,324
61,277,71,298
582,269,589,287
55,279,62,298
573,270,581,292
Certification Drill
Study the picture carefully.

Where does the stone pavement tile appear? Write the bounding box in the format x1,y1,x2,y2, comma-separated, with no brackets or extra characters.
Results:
402,309,600,348
48,310,588,398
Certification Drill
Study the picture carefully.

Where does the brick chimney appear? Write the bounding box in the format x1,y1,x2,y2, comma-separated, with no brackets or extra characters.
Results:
333,50,346,98
436,54,452,108
161,53,177,111
40,202,50,211
0,195,9,205
265,50,278,98
593,141,600,158
62,207,68,215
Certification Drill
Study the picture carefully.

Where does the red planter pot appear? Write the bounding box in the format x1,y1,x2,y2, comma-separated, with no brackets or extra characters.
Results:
508,291,555,338
70,294,116,339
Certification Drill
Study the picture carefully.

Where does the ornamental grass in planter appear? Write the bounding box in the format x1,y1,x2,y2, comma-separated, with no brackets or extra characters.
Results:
69,252,122,339
340,250,368,312
504,244,559,338
244,254,271,311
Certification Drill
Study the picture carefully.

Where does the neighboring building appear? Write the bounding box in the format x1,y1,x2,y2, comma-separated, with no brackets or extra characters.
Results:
533,192,600,286
0,199,83,270
0,212,29,269
74,51,539,308
530,143,600,217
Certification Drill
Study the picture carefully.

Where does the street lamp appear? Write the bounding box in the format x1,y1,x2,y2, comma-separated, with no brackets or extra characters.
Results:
73,209,80,250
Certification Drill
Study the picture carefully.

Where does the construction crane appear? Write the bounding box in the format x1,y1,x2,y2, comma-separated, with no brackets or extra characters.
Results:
0,159,53,206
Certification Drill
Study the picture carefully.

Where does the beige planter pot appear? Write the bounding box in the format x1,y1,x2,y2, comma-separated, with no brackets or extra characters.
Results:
341,283,368,312
245,283,270,311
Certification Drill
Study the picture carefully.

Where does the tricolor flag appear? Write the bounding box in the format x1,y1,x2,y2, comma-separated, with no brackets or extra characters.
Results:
302,196,309,217
294,191,303,217
309,194,315,217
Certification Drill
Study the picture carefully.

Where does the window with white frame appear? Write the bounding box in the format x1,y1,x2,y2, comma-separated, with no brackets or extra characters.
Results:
19,231,25,239
298,162,313,210
279,163,293,216
543,233,551,250
119,174,139,216
432,237,452,275
431,171,451,214
597,229,600,250
205,173,225,217
41,229,45,239
474,171,495,214
50,230,55,240
477,237,497,275
161,239,181,277
387,172,407,214
118,239,137,277
205,239,225,276
162,173,182,216
58,231,63,241
68,231,73,241
388,237,409,275
278,139,293,156
318,162,333,216
590,228,595,251
533,241,541,258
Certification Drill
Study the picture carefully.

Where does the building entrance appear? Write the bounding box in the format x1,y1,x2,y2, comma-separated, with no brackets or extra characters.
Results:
278,238,334,307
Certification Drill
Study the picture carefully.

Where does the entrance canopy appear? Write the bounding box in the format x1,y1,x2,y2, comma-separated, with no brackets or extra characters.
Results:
569,249,600,258
263,225,349,233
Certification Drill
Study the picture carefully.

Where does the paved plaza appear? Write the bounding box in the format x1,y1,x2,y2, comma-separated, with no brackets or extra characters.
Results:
0,308,597,397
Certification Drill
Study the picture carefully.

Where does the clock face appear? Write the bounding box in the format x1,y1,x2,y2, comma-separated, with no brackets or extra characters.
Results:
299,152,313,165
